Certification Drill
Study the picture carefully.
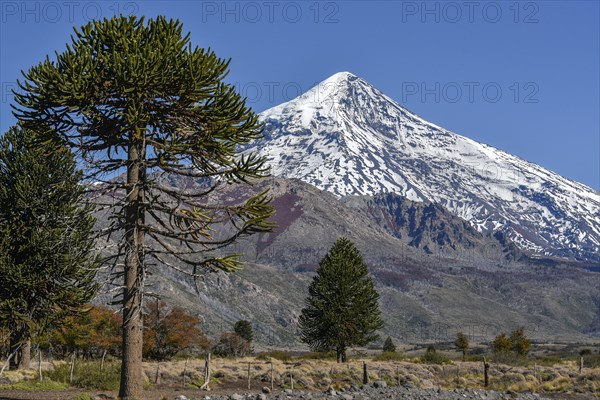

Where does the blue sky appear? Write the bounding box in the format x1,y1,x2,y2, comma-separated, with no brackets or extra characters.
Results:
1,0,598,189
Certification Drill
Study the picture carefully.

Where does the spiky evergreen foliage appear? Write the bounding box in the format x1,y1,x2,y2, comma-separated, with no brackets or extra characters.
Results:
0,125,98,370
298,237,383,362
383,336,396,353
234,320,254,343
13,16,274,399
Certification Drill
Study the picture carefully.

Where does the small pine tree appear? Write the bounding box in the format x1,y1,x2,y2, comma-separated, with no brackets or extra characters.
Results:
234,320,254,344
298,237,383,363
510,326,531,357
383,336,396,353
454,332,469,361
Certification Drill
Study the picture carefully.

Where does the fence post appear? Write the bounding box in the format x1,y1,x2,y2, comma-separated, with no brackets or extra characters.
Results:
247,362,251,390
69,352,76,385
182,357,189,388
483,356,489,387
37,349,42,382
200,353,211,390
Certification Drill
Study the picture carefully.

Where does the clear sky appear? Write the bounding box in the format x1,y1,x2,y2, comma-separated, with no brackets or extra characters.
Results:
1,0,598,190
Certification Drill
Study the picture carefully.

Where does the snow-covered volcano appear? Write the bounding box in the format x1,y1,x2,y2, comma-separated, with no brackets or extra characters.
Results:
243,72,599,263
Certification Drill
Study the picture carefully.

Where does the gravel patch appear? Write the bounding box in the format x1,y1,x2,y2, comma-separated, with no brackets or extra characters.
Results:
171,383,554,400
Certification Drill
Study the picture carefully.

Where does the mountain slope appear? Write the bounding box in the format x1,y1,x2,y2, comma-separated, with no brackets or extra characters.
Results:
94,177,598,345
244,72,600,262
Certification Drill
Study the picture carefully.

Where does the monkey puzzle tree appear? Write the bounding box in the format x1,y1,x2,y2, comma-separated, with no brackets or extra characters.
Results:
0,125,98,370
13,16,274,399
233,320,254,344
298,238,383,363
383,336,396,353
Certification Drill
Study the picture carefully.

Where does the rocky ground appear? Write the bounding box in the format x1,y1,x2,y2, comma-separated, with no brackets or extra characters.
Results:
165,382,581,400
0,383,593,400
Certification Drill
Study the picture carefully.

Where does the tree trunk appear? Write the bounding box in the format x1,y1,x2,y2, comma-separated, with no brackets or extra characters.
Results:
119,134,146,400
9,331,30,370
21,339,31,369
38,349,42,381
247,361,251,390
69,352,76,384
270,361,274,391
336,347,347,363
182,357,189,388
100,349,107,371
200,353,211,390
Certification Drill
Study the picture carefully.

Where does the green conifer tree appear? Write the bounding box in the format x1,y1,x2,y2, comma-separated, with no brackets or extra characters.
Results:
383,336,396,353
234,320,254,343
299,237,383,363
13,16,274,399
0,125,98,370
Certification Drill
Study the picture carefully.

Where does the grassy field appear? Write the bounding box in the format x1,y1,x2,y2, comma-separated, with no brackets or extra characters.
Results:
1,345,598,399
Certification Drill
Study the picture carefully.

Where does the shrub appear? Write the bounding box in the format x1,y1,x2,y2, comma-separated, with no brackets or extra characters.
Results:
256,351,292,362
213,332,250,357
582,353,600,368
421,345,451,365
373,352,405,361
143,301,210,361
46,361,121,390
0,380,69,390
298,351,337,360
534,356,562,366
